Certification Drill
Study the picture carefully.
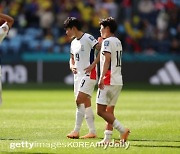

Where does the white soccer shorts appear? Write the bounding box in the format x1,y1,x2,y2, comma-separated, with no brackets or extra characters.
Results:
74,74,96,97
96,85,123,106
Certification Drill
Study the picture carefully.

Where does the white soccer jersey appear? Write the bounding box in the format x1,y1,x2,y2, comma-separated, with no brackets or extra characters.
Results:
100,37,123,85
70,33,98,79
0,22,9,44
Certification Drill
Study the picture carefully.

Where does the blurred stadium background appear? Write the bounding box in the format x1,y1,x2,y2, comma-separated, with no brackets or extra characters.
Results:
1,1,180,153
0,0,180,85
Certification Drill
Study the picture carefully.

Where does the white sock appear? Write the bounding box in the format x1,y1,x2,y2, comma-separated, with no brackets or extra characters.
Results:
104,130,113,141
85,107,96,134
74,104,85,132
113,119,125,134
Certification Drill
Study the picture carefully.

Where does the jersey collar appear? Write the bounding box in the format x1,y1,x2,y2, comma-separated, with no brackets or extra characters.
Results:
76,33,85,40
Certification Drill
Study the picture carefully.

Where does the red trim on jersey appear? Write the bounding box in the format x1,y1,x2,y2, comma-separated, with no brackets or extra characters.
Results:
104,70,111,85
90,67,96,80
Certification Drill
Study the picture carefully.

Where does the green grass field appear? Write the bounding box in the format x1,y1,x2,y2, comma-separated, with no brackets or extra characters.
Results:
0,84,180,154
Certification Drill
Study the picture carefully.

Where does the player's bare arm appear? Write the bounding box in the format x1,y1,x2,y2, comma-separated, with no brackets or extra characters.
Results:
0,13,14,28
98,52,111,89
84,39,102,73
95,42,101,51
69,54,77,74
84,50,100,74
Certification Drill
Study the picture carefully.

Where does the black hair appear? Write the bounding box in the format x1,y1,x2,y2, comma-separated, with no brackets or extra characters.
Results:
64,17,82,30
99,17,117,33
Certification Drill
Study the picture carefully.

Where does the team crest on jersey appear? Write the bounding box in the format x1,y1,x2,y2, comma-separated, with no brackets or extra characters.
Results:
116,42,121,46
89,36,95,41
104,41,109,46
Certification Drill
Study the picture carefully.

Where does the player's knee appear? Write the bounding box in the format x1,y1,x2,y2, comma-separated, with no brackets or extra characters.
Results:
97,110,103,117
76,97,82,104
76,95,88,105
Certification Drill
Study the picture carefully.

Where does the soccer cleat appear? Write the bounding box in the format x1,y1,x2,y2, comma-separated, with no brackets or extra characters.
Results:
80,133,96,139
67,131,79,139
120,128,130,142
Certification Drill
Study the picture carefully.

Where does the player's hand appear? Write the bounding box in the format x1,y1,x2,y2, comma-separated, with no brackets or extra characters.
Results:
84,64,94,74
98,37,103,44
71,67,77,74
98,78,104,89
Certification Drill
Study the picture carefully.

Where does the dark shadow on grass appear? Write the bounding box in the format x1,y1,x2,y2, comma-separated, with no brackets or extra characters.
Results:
3,83,180,91
113,138,180,143
3,83,73,91
129,139,180,143
0,138,21,140
132,144,180,148
1,152,35,154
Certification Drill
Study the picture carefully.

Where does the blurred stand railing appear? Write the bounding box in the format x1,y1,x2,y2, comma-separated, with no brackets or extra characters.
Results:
1,52,180,85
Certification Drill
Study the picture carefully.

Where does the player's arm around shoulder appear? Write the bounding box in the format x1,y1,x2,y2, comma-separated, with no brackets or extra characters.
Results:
95,43,101,52
84,43,101,74
84,36,103,74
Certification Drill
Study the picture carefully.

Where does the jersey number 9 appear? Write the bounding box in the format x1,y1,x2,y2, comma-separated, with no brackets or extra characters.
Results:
75,53,80,61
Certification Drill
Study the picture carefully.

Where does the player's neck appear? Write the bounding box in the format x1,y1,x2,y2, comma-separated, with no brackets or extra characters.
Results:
75,31,84,39
104,32,114,39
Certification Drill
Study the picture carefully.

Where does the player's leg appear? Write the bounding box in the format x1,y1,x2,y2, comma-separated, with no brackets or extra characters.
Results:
97,104,115,124
67,92,86,139
104,106,114,141
109,85,130,142
96,86,115,123
73,92,87,132
105,106,114,131
97,85,130,141
78,77,96,138
97,103,130,141
67,76,96,139
80,95,96,139
98,106,114,143
67,76,84,139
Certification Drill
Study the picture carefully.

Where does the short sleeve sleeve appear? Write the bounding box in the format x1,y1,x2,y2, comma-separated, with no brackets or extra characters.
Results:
87,34,98,48
101,39,111,54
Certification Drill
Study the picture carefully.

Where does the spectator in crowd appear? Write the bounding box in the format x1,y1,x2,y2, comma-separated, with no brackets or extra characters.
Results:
0,0,179,55
124,15,144,52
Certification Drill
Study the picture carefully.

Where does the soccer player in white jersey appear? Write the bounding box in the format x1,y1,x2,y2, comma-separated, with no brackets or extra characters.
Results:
96,17,130,143
64,17,100,139
0,13,14,104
